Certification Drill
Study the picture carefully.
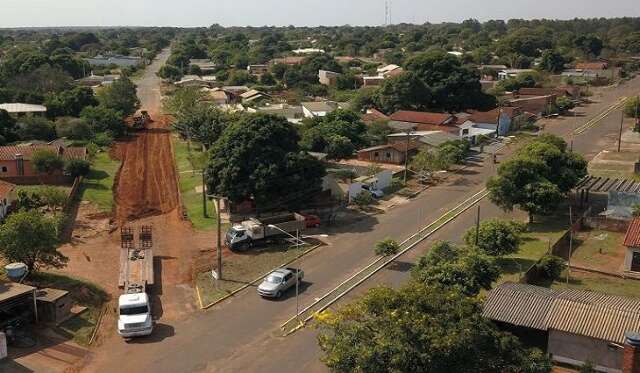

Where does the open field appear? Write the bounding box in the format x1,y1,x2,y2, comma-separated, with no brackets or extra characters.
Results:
81,151,120,213
173,138,217,230
196,241,318,307
544,270,640,299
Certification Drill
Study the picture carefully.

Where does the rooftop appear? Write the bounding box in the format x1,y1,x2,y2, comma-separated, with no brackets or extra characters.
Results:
389,111,454,126
0,103,47,114
624,218,640,247
0,281,36,304
302,101,336,113
0,144,87,161
483,282,640,344
0,180,16,198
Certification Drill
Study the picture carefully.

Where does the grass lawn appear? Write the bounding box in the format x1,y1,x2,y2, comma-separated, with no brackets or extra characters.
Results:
26,272,109,346
497,215,570,284
81,150,120,212
541,270,640,299
16,185,72,195
196,241,319,307
173,138,217,230
571,229,625,270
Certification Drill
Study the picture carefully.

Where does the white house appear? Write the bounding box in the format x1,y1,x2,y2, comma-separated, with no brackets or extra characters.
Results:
302,101,337,118
498,69,535,80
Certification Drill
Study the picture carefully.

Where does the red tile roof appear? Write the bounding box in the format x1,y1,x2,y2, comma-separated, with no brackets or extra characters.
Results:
390,111,454,126
362,108,389,124
624,218,640,247
0,180,15,199
358,141,421,154
576,62,608,70
468,107,523,124
0,145,87,161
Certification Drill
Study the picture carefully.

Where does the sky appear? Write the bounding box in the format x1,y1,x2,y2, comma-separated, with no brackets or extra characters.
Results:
1,0,639,28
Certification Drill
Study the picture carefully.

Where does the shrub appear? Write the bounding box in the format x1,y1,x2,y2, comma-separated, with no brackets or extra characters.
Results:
93,132,114,147
352,191,374,207
65,159,91,177
32,149,65,175
536,255,564,280
375,238,400,256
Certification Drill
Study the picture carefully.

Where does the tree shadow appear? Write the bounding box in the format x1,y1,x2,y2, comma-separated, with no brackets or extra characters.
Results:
272,281,314,302
497,257,537,275
387,261,414,272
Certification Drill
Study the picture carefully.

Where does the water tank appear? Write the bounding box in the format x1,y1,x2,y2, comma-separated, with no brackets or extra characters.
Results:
5,262,27,281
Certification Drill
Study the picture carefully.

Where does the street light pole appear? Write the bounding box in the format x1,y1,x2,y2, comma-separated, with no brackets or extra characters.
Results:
296,228,300,323
202,171,207,218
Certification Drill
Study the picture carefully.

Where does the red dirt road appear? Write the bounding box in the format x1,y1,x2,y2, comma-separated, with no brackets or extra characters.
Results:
113,116,181,223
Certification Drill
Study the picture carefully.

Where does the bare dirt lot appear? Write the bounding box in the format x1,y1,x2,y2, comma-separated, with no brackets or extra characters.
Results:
113,116,181,223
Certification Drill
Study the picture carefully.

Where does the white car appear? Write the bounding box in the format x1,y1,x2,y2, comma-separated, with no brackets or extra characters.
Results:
257,268,304,298
361,184,384,198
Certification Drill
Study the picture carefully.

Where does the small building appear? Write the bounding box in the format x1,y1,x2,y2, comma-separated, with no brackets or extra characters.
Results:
0,281,38,325
356,142,420,165
508,95,557,117
484,282,640,373
376,64,403,78
462,107,525,137
36,288,72,325
0,180,15,220
221,86,250,96
240,89,270,105
362,108,389,125
318,70,341,86
174,75,214,88
517,87,574,99
257,104,305,124
302,101,337,118
247,64,269,76
497,69,535,80
292,48,325,54
269,56,306,66
202,88,232,106
389,111,458,134
0,103,47,118
0,144,87,182
362,75,386,87
624,218,640,273
189,59,217,74
387,130,458,148
76,73,120,88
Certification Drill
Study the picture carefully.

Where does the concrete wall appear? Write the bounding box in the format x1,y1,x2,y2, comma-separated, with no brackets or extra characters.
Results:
549,330,623,373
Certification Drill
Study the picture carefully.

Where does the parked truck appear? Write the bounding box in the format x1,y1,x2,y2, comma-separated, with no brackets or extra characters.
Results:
117,227,154,338
225,213,306,251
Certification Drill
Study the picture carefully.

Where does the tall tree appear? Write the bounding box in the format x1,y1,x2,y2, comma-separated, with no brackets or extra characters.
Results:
373,72,430,114
316,283,551,373
0,210,66,272
96,77,140,116
206,113,326,210
464,219,526,256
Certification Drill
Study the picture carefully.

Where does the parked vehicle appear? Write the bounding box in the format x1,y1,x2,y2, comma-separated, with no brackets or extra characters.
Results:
257,267,304,298
225,213,306,251
303,214,321,228
362,184,384,198
118,247,154,338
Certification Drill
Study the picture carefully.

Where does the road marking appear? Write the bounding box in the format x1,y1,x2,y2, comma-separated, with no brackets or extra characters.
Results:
573,97,628,135
279,188,490,336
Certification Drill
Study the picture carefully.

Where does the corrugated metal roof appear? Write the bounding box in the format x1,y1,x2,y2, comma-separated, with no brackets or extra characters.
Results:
0,103,47,114
484,283,640,344
575,176,640,194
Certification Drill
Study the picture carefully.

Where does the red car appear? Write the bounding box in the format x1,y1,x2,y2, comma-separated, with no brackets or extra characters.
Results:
303,214,321,228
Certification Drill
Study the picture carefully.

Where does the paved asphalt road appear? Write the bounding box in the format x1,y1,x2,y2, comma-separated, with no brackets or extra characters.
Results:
87,76,640,372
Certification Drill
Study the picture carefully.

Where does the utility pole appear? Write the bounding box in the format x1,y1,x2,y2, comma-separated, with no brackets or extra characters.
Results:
296,229,300,323
618,109,624,153
216,197,222,280
475,205,481,246
403,129,412,184
202,171,207,218
567,205,572,284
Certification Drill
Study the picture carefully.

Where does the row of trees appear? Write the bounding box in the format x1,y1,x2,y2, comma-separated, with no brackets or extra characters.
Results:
321,215,562,372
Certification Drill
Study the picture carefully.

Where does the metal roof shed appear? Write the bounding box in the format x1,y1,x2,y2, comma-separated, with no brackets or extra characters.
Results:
0,282,38,322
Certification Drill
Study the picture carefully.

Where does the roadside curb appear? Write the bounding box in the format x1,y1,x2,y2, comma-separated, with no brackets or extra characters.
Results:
198,242,324,310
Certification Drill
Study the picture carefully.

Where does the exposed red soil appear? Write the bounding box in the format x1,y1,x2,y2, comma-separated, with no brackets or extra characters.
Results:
112,115,181,224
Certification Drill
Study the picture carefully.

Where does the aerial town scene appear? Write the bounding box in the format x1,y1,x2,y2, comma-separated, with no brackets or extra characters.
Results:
1,0,640,372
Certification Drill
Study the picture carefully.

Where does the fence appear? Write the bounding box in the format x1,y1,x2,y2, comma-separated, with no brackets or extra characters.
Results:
0,175,75,185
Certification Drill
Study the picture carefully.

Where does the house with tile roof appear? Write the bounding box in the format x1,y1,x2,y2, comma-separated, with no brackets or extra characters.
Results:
0,144,87,183
624,218,640,273
389,111,458,133
356,141,421,165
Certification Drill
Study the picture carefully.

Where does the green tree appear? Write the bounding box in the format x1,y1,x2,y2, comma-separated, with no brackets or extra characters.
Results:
405,50,495,111
487,135,586,220
412,241,500,296
44,86,98,118
536,255,564,280
556,96,575,114
65,159,91,178
316,283,551,373
31,149,65,175
373,72,430,114
15,116,56,141
437,140,471,165
624,96,640,119
173,104,233,149
539,50,567,73
205,113,326,210
374,238,400,256
364,120,393,146
96,77,140,116
38,186,68,211
55,117,93,140
162,86,205,118
352,191,374,208
260,72,276,85
464,219,526,256
0,109,18,145
326,135,355,160
0,210,66,272
80,105,126,137
158,64,183,81
411,148,450,174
